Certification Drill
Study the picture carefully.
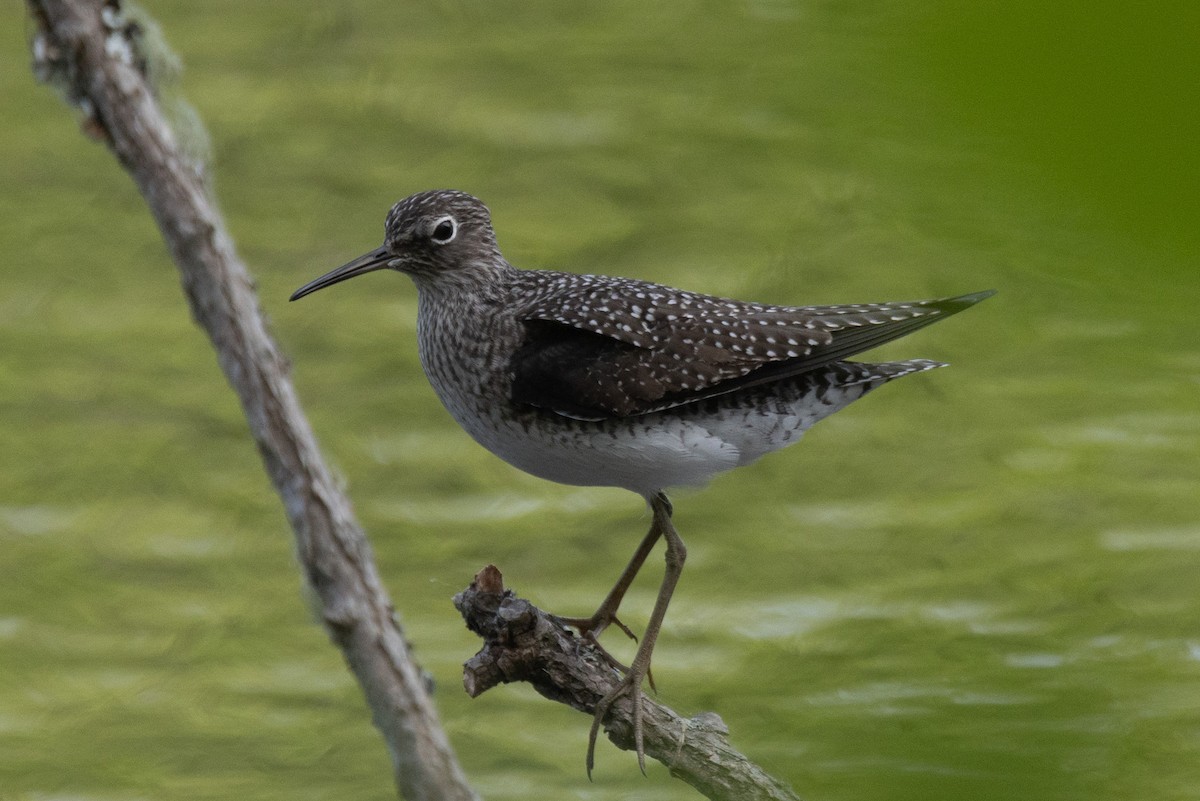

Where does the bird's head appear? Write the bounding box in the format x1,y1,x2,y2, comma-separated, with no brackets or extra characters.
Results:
290,189,502,301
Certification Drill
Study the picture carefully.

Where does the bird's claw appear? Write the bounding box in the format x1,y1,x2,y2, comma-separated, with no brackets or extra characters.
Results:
558,612,656,682
558,611,638,644
609,616,638,643
586,667,649,779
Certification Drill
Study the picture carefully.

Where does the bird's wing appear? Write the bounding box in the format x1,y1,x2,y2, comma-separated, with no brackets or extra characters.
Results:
510,271,992,420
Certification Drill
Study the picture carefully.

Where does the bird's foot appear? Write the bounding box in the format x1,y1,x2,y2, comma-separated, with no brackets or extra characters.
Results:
555,612,658,692
587,661,651,778
556,610,638,643
555,610,636,674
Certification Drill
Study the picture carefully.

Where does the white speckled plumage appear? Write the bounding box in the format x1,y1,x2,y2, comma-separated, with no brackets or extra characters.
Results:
417,276,944,495
292,189,991,497
290,189,994,771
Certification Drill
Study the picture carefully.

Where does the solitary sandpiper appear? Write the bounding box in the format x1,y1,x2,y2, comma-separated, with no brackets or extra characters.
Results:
290,189,993,773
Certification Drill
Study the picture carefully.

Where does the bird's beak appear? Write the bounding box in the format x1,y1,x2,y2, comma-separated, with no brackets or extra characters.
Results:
289,246,393,301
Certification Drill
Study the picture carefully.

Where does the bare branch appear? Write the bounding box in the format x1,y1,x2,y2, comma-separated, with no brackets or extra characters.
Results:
25,2,477,799
455,566,802,801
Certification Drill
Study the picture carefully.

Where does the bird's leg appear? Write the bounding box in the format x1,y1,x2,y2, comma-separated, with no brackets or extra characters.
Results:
586,492,685,777
556,515,663,645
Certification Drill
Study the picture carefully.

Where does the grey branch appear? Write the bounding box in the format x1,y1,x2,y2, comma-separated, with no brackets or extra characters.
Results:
25,2,477,799
455,565,802,801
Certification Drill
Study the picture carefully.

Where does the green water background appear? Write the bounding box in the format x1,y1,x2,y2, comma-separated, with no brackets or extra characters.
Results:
3,2,1198,799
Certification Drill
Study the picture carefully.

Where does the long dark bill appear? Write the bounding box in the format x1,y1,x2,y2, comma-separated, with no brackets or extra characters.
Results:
289,246,393,301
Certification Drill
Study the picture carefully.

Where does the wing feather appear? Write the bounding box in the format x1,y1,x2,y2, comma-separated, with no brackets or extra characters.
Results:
509,271,992,419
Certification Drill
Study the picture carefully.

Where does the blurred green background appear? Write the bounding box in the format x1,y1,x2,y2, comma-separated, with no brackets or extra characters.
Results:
3,2,1198,799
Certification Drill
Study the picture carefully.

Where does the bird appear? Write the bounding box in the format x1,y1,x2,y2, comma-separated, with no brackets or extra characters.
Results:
289,189,994,774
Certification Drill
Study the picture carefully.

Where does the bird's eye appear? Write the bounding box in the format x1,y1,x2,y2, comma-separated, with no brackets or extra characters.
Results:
430,216,457,244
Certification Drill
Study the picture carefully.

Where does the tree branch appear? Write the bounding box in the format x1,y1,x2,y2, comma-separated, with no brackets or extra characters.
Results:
455,566,802,801
25,2,477,799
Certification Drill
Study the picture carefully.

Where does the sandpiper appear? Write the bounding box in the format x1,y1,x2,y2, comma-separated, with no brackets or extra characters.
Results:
290,189,993,773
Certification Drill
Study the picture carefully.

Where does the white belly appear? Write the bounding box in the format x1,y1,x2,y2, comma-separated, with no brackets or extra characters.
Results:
428,367,864,498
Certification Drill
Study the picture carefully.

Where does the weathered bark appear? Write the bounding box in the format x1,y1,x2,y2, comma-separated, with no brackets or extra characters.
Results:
456,566,802,801
25,2,477,799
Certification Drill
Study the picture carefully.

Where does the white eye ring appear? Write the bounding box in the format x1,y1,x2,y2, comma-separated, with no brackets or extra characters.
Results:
430,215,458,244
